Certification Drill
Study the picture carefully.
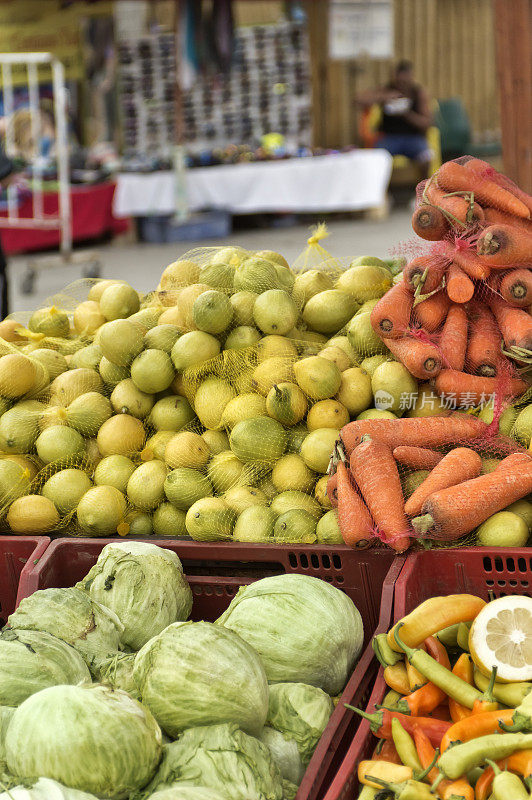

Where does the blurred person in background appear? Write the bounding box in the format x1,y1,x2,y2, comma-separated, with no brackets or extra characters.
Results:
357,60,433,173
0,144,13,317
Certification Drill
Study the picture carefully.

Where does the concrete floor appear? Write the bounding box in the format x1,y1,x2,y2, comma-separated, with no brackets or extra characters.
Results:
7,207,414,314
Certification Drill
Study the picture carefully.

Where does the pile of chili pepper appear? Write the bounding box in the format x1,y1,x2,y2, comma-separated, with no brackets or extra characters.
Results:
347,594,532,799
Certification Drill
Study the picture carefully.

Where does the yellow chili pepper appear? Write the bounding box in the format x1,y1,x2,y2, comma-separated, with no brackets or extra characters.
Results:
358,760,413,788
387,595,486,653
384,662,411,695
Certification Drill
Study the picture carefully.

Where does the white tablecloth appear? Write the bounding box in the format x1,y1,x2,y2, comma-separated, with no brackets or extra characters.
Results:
113,150,392,217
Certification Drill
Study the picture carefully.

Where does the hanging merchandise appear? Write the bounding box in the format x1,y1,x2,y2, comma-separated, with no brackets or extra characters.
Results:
181,20,312,155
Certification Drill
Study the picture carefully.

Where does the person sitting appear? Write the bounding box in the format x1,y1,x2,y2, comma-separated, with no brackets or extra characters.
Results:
357,60,433,174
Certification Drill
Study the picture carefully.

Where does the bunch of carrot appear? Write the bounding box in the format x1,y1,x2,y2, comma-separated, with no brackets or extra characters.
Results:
352,594,532,800
370,156,532,405
327,416,532,551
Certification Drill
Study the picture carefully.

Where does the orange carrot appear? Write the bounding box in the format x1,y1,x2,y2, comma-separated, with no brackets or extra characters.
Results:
463,157,532,216
500,268,532,308
483,206,532,233
489,292,532,351
450,243,491,281
439,304,468,370
477,223,532,267
403,255,447,294
466,303,502,377
370,281,414,339
437,160,531,219
448,654,474,724
435,369,526,406
405,447,482,517
412,289,451,332
412,452,532,541
425,178,485,228
340,415,488,455
383,335,442,380
350,436,410,552
412,203,449,241
446,262,475,303
393,446,443,470
335,458,374,548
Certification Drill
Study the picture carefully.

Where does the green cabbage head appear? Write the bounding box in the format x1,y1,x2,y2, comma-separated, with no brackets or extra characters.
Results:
147,723,283,800
78,542,193,650
258,727,303,786
267,683,334,765
0,705,15,771
5,684,162,799
8,587,124,673
0,779,100,800
148,787,227,800
97,653,139,700
0,629,90,706
133,621,268,737
217,574,363,694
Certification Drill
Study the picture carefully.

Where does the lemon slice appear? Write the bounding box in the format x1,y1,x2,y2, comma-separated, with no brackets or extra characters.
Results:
469,596,532,683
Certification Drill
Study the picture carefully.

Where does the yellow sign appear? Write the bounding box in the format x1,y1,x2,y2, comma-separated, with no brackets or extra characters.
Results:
0,1,113,84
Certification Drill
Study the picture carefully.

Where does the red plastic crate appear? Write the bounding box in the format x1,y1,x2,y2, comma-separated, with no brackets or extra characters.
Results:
16,538,403,800
324,548,532,800
0,536,50,626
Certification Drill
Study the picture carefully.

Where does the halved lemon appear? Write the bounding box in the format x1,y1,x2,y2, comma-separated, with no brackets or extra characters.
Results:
469,595,532,683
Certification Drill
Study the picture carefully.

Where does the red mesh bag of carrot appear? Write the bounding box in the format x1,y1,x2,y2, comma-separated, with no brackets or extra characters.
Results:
328,155,532,551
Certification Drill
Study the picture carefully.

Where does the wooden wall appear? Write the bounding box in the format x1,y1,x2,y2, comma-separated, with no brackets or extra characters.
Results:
307,0,500,149
494,0,532,193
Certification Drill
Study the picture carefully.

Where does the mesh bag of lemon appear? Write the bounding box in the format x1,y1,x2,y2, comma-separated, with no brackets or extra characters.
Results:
0,232,420,542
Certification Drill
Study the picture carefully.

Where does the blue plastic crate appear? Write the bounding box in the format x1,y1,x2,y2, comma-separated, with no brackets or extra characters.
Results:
138,211,232,243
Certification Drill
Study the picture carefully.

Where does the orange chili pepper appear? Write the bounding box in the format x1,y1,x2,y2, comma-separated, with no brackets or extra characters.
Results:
395,637,450,717
449,654,474,724
507,748,532,778
440,708,516,752
384,662,411,696
412,726,442,784
430,704,452,722
475,751,532,800
471,666,499,715
413,728,474,799
475,761,505,800
373,738,403,765
442,778,474,800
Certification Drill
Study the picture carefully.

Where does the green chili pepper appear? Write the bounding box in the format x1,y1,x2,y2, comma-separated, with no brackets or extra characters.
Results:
474,669,532,708
358,786,378,800
456,621,472,651
486,758,529,800
393,623,482,709
467,766,484,785
364,776,434,799
383,689,402,709
373,633,403,667
391,718,423,772
435,622,460,649
500,692,532,733
438,733,532,780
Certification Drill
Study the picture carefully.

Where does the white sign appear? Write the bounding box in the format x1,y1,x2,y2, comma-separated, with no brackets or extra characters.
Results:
329,0,393,60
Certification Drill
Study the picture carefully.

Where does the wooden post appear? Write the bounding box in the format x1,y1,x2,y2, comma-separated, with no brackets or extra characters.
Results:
494,0,532,192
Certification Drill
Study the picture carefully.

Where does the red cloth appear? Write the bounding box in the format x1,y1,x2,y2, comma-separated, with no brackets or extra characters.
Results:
0,182,129,255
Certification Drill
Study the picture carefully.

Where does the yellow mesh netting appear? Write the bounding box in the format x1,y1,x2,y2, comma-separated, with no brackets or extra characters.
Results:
0,226,528,549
